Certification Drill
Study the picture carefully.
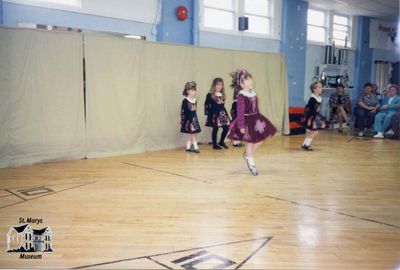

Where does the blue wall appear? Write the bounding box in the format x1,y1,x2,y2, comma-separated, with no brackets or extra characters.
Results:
354,16,373,95
280,0,308,106
0,0,3,24
156,0,193,44
2,2,156,40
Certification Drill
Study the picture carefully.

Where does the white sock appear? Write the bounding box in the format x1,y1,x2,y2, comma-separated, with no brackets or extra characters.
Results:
303,137,313,146
233,140,240,145
192,141,199,150
247,157,255,166
186,141,191,149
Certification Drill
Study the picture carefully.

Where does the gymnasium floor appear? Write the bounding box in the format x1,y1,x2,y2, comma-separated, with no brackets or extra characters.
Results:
0,131,399,269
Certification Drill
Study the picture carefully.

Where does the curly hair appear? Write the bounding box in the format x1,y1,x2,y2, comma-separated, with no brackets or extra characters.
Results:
230,68,252,91
182,81,197,96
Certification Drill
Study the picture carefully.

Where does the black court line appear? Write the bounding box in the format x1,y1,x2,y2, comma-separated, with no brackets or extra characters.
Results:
0,180,93,190
123,161,399,229
0,182,97,210
146,257,173,269
347,135,355,142
122,161,212,184
258,193,400,229
234,236,271,269
171,250,209,264
4,189,28,201
73,236,273,269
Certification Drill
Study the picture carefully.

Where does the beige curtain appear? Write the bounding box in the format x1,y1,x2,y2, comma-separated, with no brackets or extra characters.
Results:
0,28,289,167
84,35,147,157
84,34,289,157
0,28,86,168
143,42,195,151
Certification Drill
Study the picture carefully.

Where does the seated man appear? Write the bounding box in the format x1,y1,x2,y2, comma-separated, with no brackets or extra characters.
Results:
373,84,400,139
328,84,351,132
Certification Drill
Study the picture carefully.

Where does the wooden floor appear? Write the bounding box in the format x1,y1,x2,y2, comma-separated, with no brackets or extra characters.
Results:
0,131,399,269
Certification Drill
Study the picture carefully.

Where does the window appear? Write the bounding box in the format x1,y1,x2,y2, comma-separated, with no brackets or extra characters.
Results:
307,8,353,47
203,0,235,30
245,0,271,35
307,9,327,43
201,0,276,37
332,14,351,47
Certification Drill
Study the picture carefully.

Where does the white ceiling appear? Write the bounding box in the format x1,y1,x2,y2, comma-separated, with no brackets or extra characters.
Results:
307,0,399,20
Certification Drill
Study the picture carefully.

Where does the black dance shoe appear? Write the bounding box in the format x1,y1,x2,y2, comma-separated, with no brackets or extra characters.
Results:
301,145,314,151
219,142,229,149
213,144,222,150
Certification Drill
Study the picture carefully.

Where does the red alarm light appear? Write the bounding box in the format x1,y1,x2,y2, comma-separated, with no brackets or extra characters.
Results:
177,6,188,21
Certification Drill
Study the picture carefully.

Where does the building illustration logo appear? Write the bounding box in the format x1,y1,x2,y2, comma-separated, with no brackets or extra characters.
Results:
7,224,53,253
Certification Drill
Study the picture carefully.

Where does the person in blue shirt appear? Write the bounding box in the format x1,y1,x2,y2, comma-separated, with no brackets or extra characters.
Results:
373,84,400,139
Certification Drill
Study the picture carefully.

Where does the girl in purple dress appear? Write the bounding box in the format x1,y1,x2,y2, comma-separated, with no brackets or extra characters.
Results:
228,69,277,176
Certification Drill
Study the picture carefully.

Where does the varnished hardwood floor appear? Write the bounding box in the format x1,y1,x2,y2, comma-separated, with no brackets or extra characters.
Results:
0,131,399,269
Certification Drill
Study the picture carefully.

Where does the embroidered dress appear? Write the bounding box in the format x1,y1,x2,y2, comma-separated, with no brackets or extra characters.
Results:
204,93,230,127
228,89,276,143
180,97,201,133
304,94,327,130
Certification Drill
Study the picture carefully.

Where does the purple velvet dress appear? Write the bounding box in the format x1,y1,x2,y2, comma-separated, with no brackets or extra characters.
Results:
228,90,276,143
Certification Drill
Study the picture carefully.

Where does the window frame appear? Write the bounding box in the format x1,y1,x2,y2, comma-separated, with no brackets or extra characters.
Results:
330,13,352,48
307,8,329,45
203,1,236,31
307,7,354,49
200,0,281,40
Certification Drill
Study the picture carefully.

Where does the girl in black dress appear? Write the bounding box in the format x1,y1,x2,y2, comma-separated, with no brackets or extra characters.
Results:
302,82,327,151
204,78,230,150
181,81,201,153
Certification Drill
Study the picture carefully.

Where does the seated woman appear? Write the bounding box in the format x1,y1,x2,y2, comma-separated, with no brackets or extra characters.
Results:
354,82,379,137
328,84,351,132
373,84,400,139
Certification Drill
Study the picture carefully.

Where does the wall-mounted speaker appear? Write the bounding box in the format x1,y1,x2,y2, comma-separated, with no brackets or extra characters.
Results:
238,16,249,31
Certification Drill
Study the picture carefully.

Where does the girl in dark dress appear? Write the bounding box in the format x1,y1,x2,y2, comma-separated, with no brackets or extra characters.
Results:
302,82,327,151
204,78,230,150
180,81,201,153
228,69,277,176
